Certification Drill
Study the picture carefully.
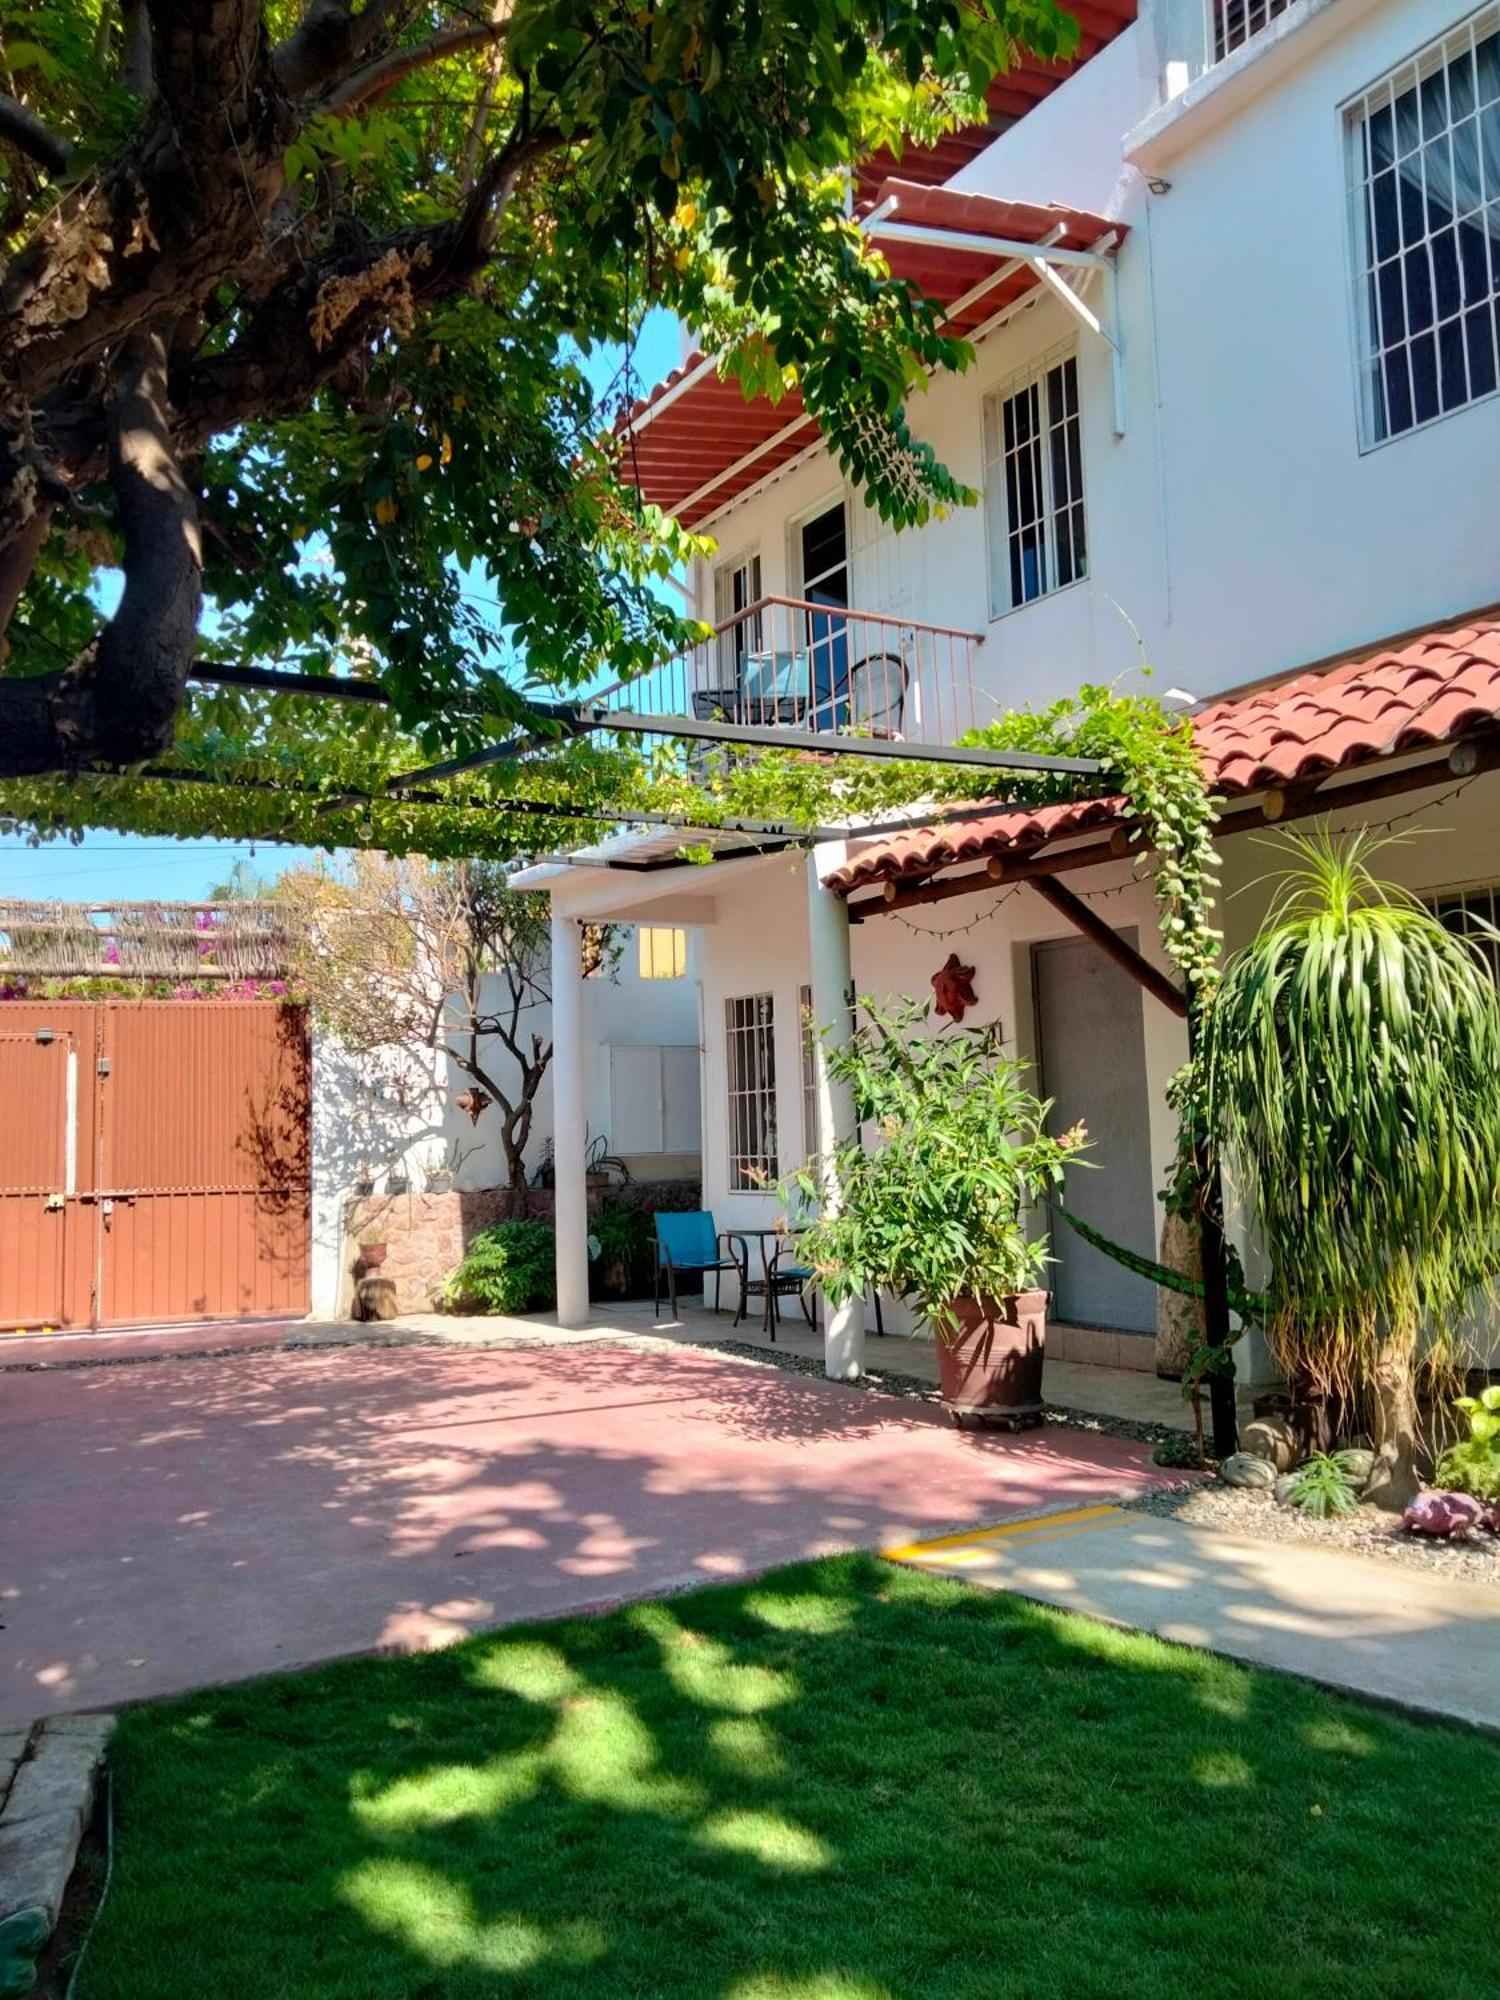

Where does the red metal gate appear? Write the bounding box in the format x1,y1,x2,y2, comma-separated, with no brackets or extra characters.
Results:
0,1001,310,1331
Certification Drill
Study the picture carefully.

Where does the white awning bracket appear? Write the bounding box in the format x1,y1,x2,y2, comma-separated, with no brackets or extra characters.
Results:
866,213,1127,438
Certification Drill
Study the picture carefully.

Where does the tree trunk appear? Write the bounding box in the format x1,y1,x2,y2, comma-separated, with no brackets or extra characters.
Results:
1364,1334,1422,1511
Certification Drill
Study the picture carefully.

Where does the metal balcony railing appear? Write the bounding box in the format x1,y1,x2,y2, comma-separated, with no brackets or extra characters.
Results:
1207,0,1293,66
592,596,985,751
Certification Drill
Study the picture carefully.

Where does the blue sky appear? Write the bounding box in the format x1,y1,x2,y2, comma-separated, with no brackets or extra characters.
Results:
0,312,685,904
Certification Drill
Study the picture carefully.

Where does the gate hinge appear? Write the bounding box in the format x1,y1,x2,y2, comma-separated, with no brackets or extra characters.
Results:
97,1057,111,1077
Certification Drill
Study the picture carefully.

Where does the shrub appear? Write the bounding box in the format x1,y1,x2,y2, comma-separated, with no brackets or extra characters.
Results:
437,1220,556,1314
1435,1384,1500,1502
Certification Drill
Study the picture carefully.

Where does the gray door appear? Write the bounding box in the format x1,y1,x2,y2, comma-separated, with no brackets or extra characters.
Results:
1032,932,1158,1332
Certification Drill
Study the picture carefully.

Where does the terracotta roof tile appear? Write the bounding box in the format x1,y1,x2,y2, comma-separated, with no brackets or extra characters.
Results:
829,614,1500,892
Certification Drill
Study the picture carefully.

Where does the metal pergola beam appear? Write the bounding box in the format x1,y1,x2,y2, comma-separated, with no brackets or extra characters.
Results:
576,706,1104,777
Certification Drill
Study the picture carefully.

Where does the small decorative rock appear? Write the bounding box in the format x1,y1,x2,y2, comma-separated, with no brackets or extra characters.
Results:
1403,1489,1489,1539
1273,1472,1301,1507
1240,1415,1298,1473
1219,1452,1277,1492
1334,1447,1376,1489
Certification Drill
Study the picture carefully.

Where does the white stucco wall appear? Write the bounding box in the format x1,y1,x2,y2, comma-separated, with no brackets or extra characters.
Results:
307,924,702,1315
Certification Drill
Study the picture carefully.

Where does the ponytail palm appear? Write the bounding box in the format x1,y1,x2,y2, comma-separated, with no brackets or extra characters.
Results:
1201,829,1500,1507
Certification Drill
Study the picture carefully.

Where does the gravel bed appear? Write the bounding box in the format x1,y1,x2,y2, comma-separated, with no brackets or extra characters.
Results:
1122,1478,1500,1584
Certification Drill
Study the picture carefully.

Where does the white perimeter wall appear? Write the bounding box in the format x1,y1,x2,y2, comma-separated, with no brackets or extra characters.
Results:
308,926,702,1315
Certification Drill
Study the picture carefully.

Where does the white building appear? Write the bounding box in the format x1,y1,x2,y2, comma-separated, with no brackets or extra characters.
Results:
517,0,1500,1376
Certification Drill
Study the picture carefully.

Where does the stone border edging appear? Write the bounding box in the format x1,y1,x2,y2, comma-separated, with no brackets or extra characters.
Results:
0,1714,113,1996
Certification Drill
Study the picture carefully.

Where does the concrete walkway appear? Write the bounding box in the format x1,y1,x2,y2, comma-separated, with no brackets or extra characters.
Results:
0,1339,1176,1725
890,1506,1500,1733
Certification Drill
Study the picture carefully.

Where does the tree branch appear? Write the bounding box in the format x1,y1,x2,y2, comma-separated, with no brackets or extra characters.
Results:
321,11,513,118
0,92,70,177
0,329,201,776
273,0,408,98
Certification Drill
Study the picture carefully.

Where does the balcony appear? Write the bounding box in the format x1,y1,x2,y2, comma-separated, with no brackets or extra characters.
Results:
593,596,986,754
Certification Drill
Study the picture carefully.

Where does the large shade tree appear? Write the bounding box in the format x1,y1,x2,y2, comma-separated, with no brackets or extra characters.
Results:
0,0,1075,788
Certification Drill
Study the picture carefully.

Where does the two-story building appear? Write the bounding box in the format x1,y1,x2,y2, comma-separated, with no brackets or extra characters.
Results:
517,0,1500,1380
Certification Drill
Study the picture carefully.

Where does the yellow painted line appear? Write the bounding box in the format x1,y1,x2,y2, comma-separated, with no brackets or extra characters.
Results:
884,1503,1123,1564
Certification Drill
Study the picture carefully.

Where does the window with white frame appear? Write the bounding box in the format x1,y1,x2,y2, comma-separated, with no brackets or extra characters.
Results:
1211,0,1292,65
725,994,777,1189
638,926,687,980
1346,9,1500,447
799,983,820,1159
713,550,763,683
982,352,1086,618
1429,883,1500,982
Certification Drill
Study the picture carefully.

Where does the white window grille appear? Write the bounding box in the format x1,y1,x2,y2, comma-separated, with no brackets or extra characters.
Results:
1346,8,1500,446
983,352,1086,618
1429,884,1500,982
725,994,777,1190
1210,0,1292,65
799,983,820,1159
638,926,687,980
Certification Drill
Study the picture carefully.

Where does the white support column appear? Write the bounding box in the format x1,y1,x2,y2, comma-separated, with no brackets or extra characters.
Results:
806,850,866,1380
550,903,590,1329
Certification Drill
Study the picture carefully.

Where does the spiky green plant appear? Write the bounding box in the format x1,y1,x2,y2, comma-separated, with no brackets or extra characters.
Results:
1201,828,1500,1508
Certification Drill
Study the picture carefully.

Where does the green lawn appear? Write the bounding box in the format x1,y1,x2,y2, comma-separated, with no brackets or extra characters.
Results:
81,1554,1495,2000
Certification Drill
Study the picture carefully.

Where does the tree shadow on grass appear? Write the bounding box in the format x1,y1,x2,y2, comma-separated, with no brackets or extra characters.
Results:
81,1552,1499,2000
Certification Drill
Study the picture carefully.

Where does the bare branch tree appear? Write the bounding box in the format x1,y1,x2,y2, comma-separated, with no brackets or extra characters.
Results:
280,855,612,1190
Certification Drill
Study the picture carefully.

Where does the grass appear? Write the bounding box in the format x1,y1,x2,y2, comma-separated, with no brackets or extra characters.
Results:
81,1554,1496,2000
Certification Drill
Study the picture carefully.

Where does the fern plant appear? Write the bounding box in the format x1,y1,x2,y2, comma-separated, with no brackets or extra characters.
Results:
1286,1453,1361,1518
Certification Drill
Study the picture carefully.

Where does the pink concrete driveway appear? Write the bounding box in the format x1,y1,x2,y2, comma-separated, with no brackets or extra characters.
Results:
0,1342,1169,1722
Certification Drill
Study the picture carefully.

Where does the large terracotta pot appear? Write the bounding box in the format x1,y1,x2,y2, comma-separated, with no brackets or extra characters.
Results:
934,1290,1048,1428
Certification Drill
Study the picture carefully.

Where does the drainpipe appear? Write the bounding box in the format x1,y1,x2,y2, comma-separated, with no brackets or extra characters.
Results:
806,851,865,1380
550,905,589,1329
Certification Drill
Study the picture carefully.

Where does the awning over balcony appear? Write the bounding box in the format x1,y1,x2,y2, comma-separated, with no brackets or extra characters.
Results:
620,179,1126,531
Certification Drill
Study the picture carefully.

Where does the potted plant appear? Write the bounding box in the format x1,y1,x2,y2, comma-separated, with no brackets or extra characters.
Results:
588,1204,651,1299
357,1235,388,1271
788,998,1086,1426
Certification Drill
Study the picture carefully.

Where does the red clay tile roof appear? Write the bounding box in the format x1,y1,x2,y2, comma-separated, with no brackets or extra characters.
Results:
828,616,1500,893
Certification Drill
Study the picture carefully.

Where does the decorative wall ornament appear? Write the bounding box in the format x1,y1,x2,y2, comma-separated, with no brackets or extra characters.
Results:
931,952,978,1022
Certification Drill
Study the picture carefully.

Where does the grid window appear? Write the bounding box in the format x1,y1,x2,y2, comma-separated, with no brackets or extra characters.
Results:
638,926,687,980
1347,8,1500,446
725,994,778,1190
983,354,1086,617
1212,0,1292,64
1430,884,1500,982
799,983,820,1160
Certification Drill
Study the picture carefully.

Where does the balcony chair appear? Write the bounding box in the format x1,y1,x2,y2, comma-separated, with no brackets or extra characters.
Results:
653,1211,747,1321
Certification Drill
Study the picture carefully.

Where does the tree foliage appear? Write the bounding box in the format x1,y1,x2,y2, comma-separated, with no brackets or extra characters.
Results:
0,0,1076,790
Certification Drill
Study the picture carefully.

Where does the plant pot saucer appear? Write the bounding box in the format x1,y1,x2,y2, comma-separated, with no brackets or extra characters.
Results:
944,1399,1045,1432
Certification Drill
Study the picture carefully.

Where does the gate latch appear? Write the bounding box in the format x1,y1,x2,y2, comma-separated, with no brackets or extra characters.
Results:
45,1192,63,1211
97,1057,112,1078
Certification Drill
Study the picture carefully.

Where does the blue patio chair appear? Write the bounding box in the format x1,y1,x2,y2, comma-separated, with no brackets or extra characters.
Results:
654,1211,747,1321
